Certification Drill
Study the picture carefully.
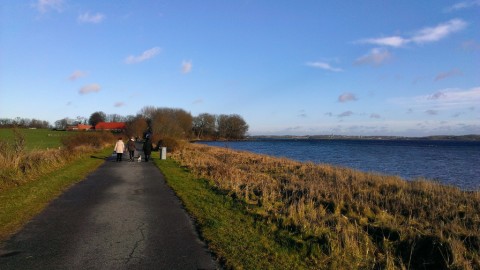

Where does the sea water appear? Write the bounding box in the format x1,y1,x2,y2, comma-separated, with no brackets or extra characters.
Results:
199,139,480,190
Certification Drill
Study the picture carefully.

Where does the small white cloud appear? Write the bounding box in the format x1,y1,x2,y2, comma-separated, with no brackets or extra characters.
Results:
354,48,391,66
434,69,463,81
125,47,161,64
114,102,125,107
338,92,358,103
445,0,480,12
78,12,105,24
411,19,467,44
182,60,193,74
428,91,447,100
192,99,203,105
462,40,480,52
338,111,354,117
298,110,307,118
68,70,87,81
359,36,408,48
425,109,439,115
306,61,343,72
34,0,64,13
79,84,101,95
370,113,381,119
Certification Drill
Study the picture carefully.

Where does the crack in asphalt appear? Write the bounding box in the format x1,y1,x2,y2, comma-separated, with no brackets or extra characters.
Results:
125,222,146,265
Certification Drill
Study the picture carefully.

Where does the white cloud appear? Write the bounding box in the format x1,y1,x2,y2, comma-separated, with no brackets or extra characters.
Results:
445,0,480,11
338,92,358,102
125,47,161,64
338,111,354,117
434,69,462,81
306,61,343,72
114,102,125,107
192,99,203,105
79,84,101,95
411,19,467,44
182,60,193,74
68,70,87,81
354,48,391,66
359,36,408,48
370,113,381,119
425,109,439,115
78,12,105,24
392,87,480,111
357,19,467,48
34,0,64,13
298,110,307,118
462,40,480,52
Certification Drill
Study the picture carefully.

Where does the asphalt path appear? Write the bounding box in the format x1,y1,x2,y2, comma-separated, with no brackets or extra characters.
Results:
0,145,218,269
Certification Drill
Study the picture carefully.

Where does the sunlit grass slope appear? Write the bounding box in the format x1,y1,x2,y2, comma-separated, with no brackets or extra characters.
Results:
161,143,480,269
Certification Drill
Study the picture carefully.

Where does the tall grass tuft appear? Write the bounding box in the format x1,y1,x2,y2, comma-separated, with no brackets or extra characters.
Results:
0,130,115,191
171,143,480,269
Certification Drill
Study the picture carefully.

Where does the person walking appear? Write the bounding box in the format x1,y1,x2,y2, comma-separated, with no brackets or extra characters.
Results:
143,138,153,162
114,137,125,162
127,137,136,161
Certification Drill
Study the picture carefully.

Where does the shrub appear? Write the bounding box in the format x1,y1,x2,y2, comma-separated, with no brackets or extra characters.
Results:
157,137,185,153
61,131,115,150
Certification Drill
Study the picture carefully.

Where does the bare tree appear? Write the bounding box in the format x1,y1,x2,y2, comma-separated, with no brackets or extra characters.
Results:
88,111,106,126
106,114,126,122
139,106,193,140
55,118,69,130
125,115,148,139
193,113,216,139
217,114,248,140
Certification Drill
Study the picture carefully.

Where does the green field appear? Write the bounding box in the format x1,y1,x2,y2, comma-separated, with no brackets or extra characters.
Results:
0,147,111,240
0,129,70,151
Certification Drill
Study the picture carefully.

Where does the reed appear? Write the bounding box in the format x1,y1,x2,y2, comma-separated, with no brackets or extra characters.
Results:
0,130,115,191
171,143,480,269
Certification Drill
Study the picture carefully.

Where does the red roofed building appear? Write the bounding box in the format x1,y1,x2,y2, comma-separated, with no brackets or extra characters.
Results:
95,122,126,131
66,124,93,131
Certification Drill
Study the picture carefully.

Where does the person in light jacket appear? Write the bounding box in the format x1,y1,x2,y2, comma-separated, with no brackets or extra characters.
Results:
114,137,125,162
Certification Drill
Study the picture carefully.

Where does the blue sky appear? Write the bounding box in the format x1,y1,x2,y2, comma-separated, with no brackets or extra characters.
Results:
1,0,479,136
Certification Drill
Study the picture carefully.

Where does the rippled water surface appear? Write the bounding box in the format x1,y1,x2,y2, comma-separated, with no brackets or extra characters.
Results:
199,139,480,190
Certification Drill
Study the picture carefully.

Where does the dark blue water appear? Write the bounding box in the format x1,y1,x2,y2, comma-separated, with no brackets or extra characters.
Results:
199,139,480,190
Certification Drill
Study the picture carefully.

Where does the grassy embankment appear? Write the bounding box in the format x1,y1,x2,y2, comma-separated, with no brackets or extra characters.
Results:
156,143,480,269
0,129,114,240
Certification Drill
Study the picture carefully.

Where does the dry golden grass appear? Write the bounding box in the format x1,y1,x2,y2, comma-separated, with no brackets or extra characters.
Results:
0,131,115,191
171,143,480,269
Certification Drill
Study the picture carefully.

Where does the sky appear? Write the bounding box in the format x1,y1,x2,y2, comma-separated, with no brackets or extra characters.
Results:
1,0,479,136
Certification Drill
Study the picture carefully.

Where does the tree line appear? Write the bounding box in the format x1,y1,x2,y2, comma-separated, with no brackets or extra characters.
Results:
126,106,249,141
2,106,249,140
0,118,50,129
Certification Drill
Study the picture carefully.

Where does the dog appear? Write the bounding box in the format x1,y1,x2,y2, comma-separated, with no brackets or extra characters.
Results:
137,155,142,162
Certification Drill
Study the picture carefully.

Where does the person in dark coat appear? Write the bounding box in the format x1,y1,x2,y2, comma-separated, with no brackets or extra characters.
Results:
127,137,136,161
143,138,153,162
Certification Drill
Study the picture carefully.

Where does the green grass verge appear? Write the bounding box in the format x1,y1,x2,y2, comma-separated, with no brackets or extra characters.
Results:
0,128,69,151
154,158,309,269
0,147,111,241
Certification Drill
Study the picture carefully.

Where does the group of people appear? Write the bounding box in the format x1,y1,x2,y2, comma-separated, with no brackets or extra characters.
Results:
113,136,153,162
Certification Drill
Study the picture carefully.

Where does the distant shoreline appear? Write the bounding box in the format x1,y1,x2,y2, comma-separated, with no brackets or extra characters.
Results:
246,134,480,141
